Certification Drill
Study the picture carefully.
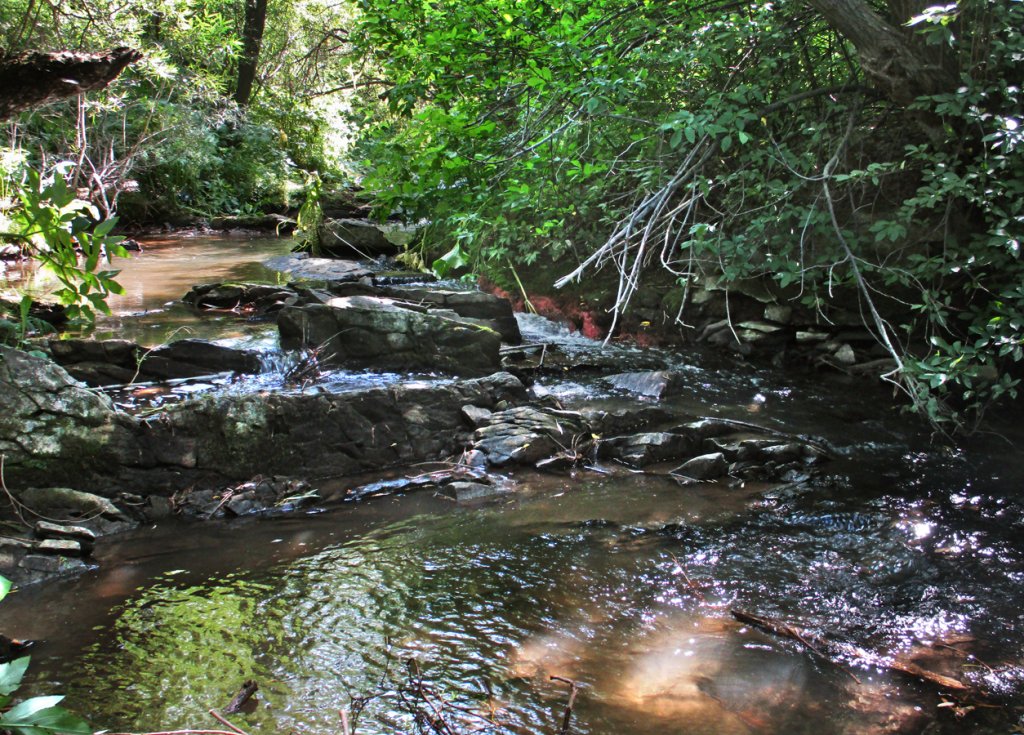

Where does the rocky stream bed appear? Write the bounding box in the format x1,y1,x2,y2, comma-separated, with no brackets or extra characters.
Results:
2,233,1024,735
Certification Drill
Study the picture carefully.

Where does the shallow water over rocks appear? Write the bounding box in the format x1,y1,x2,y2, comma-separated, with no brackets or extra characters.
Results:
3,235,1023,734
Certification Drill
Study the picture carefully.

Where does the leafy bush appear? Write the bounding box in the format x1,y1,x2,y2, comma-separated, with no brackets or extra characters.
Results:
1,159,127,339
350,0,1024,431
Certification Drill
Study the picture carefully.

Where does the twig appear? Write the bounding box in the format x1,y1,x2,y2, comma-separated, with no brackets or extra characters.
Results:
206,710,248,735
549,676,580,735
731,609,861,684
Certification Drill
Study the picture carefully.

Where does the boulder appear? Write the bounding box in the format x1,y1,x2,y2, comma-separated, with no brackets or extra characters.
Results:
600,432,695,467
175,476,318,518
316,218,419,258
473,406,590,467
183,283,297,315
671,452,729,481
277,295,502,375
153,372,528,484
442,480,505,502
143,339,262,379
382,287,521,343
0,347,141,489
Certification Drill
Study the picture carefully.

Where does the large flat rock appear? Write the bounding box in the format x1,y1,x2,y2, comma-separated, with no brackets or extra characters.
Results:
278,295,503,375
263,254,373,282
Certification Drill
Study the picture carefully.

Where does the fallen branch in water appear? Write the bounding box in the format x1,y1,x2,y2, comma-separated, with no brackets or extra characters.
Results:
224,680,259,714
887,661,971,693
550,676,579,735
731,608,978,694
731,608,859,683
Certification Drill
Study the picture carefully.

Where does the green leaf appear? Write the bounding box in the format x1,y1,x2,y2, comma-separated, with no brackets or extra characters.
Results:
0,657,30,696
0,700,91,735
0,574,10,601
0,695,65,721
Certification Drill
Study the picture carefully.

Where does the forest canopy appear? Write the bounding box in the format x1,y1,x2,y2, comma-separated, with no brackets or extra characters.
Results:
1,0,1022,429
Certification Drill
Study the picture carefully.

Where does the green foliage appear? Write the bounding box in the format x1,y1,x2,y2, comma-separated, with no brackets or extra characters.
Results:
1,0,362,223
293,171,324,254
350,0,1024,430
0,575,91,735
2,162,127,330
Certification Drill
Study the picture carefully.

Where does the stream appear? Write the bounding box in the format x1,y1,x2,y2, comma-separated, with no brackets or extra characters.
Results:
3,234,1024,734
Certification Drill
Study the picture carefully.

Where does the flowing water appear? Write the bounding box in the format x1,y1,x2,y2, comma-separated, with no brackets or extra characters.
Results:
3,235,1024,734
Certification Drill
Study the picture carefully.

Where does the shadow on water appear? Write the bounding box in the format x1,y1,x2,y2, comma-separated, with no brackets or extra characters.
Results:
4,235,1023,734
5,464,1024,735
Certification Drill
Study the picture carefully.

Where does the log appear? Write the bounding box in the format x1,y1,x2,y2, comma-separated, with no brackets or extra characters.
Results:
0,47,142,119
224,680,259,714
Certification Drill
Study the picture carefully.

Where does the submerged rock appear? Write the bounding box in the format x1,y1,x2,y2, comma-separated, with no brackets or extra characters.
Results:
605,370,689,399
278,295,503,375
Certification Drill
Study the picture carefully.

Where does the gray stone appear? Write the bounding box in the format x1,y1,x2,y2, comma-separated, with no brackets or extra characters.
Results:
0,347,143,489
473,406,590,467
278,296,502,375
581,406,672,435
671,452,728,481
605,370,688,399
17,552,90,580
36,538,87,557
17,487,129,521
796,330,830,343
183,283,296,313
34,520,97,542
382,287,521,343
680,419,740,440
316,218,415,258
46,337,261,386
264,254,373,282
144,496,174,520
442,481,504,502
834,343,857,365
736,321,785,334
144,339,262,378
157,372,527,485
461,405,493,427
763,304,793,324
600,432,695,467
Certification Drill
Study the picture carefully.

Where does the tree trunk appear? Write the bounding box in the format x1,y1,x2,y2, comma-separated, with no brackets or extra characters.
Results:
234,0,269,106
805,0,958,105
0,47,142,120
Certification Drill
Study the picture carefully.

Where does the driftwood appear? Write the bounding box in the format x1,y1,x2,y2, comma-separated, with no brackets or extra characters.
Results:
0,47,142,119
224,680,259,714
731,608,973,694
